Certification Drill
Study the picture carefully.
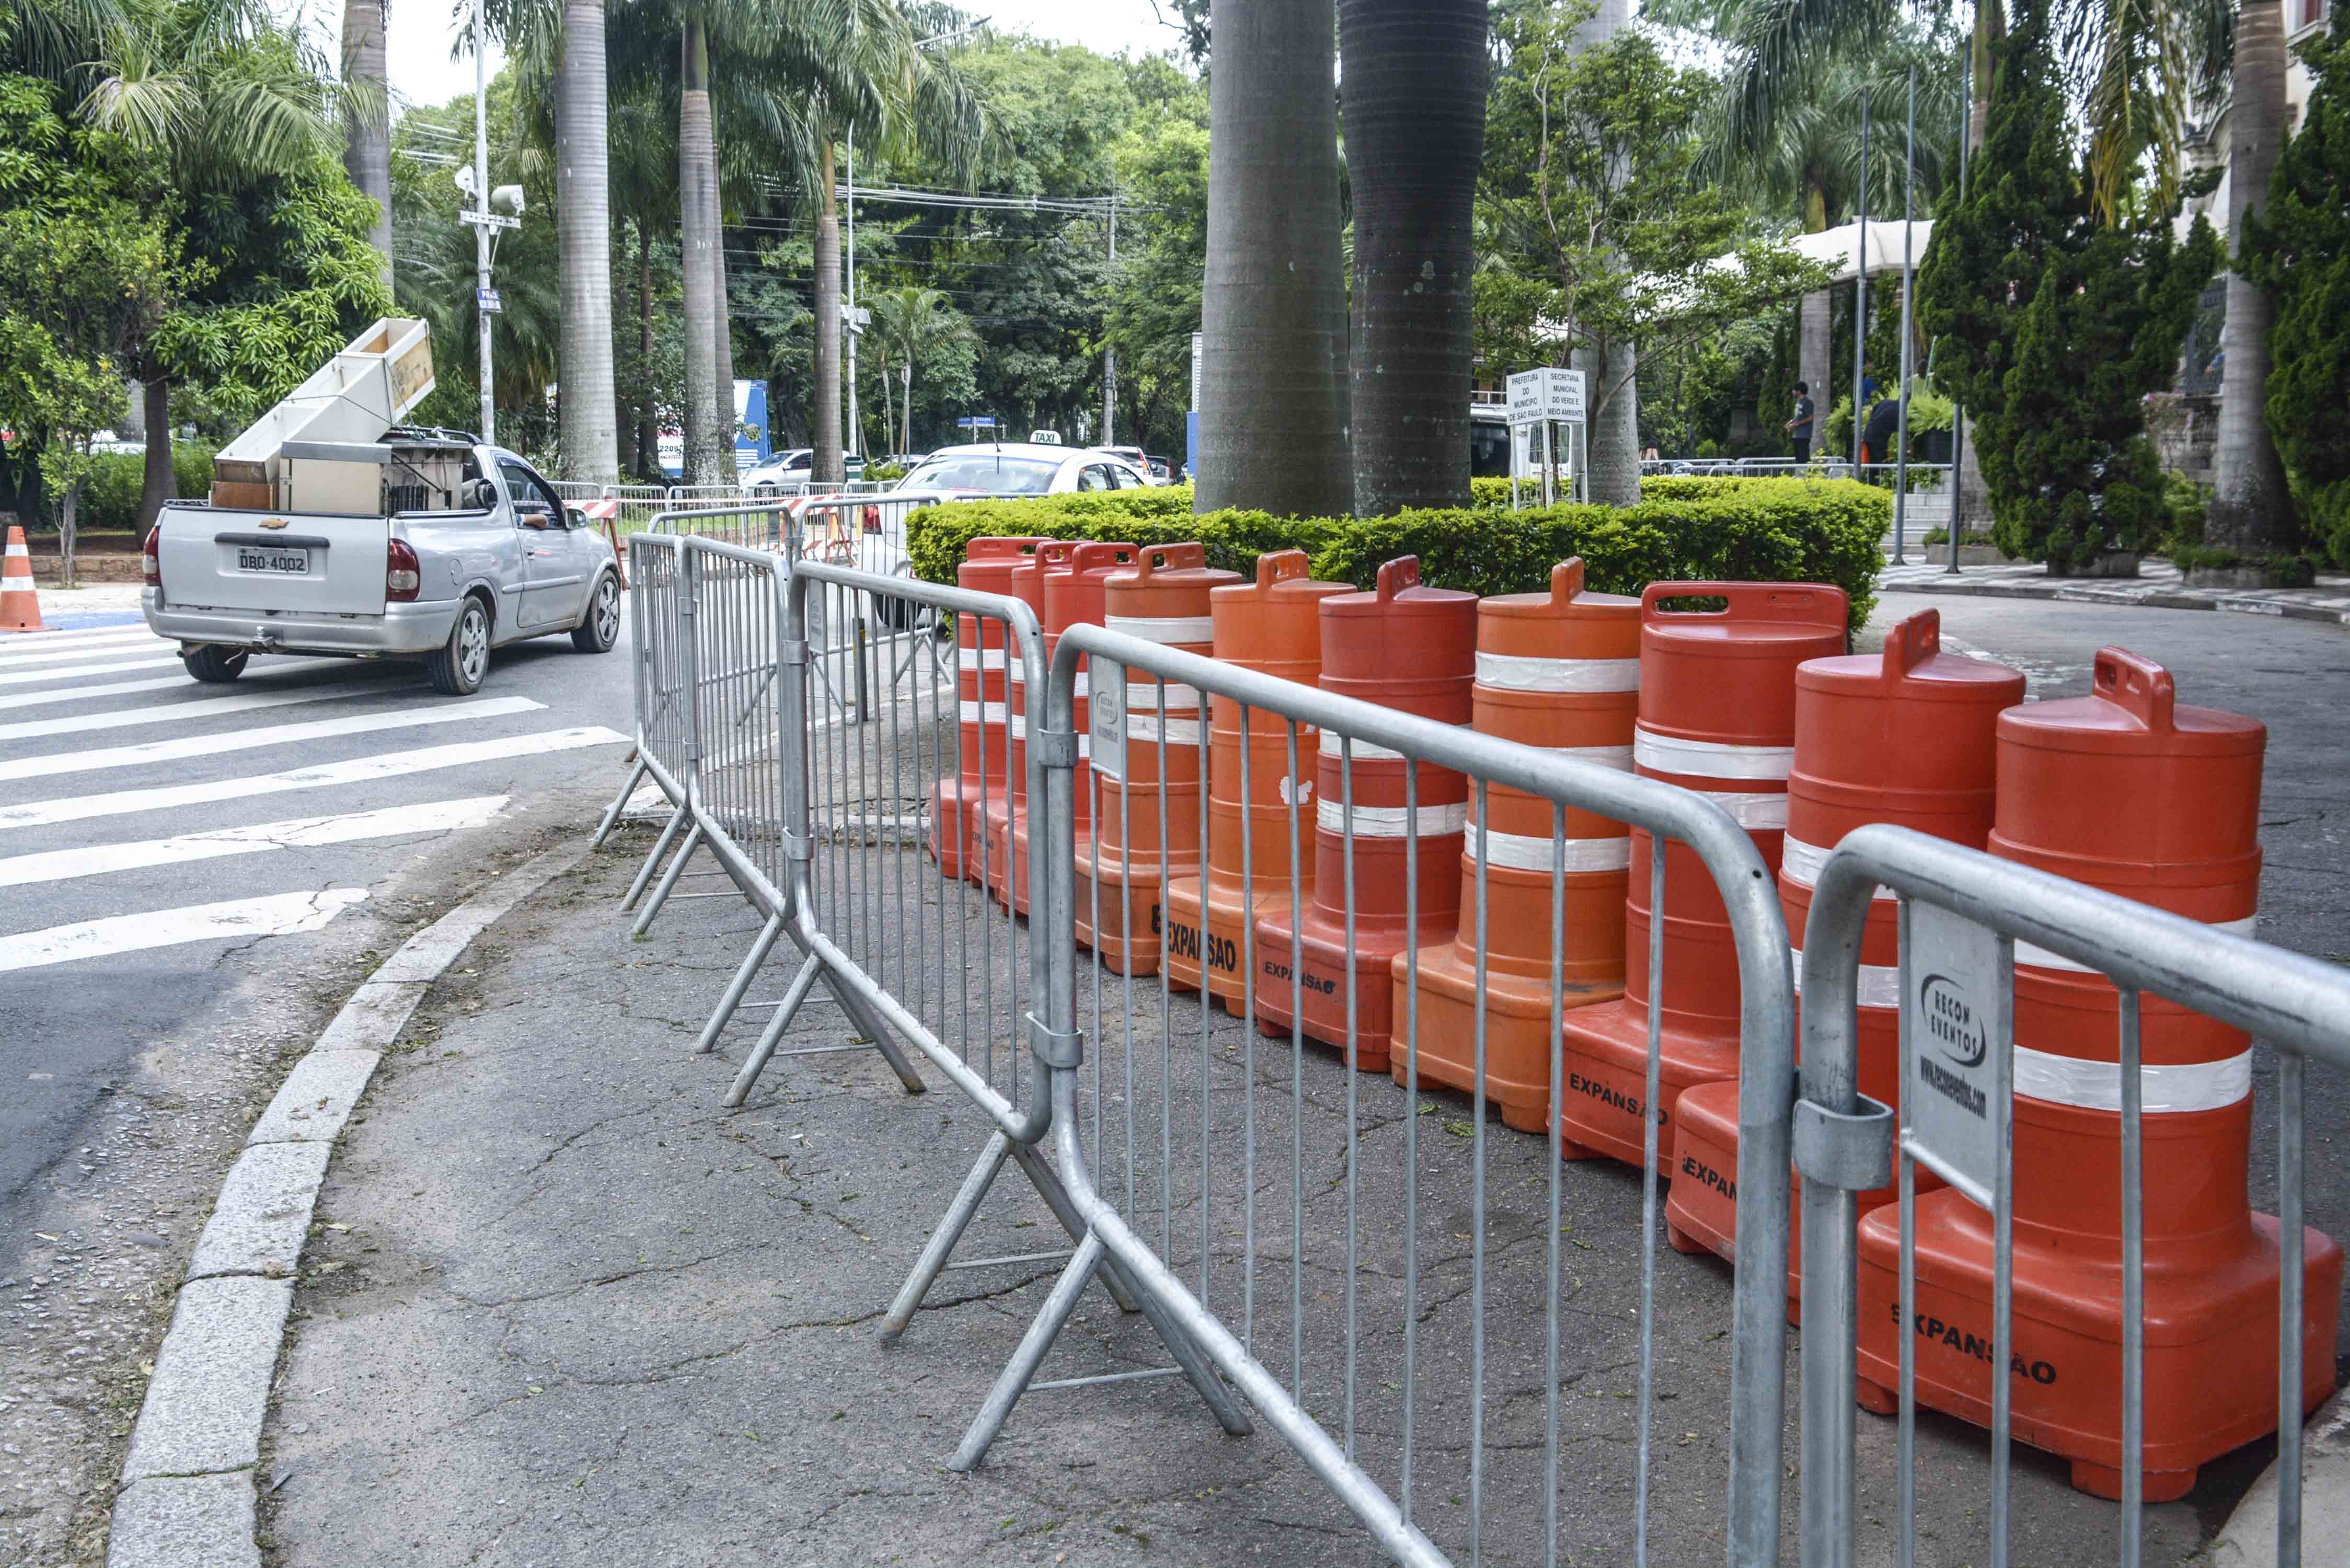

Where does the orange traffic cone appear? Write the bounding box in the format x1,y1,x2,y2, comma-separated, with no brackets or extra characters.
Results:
1,525,47,633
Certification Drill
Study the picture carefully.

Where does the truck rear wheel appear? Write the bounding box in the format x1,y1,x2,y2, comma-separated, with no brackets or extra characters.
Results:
426,597,491,696
182,646,248,684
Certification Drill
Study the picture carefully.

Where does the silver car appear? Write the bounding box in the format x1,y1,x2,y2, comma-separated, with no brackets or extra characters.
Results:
144,443,621,696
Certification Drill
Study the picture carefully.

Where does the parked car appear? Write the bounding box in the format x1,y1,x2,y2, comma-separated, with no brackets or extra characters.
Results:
1146,455,1173,483
893,443,1153,498
746,448,866,494
145,439,619,696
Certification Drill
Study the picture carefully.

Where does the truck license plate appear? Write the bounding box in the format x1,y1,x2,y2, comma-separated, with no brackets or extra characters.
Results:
236,547,310,575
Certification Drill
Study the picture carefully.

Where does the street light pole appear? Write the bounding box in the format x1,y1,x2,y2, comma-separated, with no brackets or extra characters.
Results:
1102,194,1116,447
1892,66,1917,566
845,127,858,465
1850,88,1869,474
473,0,493,446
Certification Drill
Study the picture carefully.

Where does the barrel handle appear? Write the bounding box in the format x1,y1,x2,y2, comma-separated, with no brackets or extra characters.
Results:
1131,540,1207,580
1070,540,1138,572
1550,558,1586,604
968,535,1045,559
1377,556,1422,602
2093,647,2175,733
1880,608,1941,684
1641,579,1849,628
1257,549,1312,589
1038,537,1087,566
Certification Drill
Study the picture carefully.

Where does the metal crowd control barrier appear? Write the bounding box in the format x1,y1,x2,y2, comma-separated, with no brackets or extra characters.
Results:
1796,824,2349,1568
590,531,687,855
950,623,1801,1568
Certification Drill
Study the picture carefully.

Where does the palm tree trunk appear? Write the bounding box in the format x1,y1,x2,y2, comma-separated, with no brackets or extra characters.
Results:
1796,171,1830,439
677,20,725,486
1952,0,2005,535
341,0,393,291
2201,0,2299,576
1573,0,1640,505
556,0,618,484
636,224,656,478
712,210,736,475
814,139,845,485
137,372,173,531
1199,0,1351,517
1340,0,1487,515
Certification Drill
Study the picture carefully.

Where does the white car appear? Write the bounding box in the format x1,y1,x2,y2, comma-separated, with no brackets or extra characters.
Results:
746,448,866,493
893,443,1153,498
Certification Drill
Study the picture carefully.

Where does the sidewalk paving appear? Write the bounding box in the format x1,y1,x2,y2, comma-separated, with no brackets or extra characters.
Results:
251,827,2225,1567
1876,556,2350,626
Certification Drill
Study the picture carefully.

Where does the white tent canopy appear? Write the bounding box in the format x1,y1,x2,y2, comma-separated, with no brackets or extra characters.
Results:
1789,220,1936,284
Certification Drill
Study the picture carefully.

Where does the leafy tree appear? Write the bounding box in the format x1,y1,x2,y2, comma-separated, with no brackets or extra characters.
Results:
0,76,176,582
2249,6,2350,567
1916,5,2217,570
1480,3,1828,501
1105,88,1207,458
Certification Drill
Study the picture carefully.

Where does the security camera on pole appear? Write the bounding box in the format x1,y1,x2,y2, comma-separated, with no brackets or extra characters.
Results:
458,0,523,445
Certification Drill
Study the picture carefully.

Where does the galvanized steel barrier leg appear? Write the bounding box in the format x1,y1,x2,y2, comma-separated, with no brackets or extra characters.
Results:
882,1131,1017,1341
592,754,650,849
694,910,786,1055
621,810,688,914
722,953,824,1107
630,821,703,936
950,1236,1103,1471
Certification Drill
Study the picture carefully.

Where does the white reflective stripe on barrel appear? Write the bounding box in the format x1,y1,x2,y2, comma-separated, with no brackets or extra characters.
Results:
2013,1045,2251,1113
1317,724,1472,763
1005,714,1089,756
2018,914,2256,973
1474,651,1642,693
1551,743,1634,771
1780,833,1895,897
1125,679,1204,711
1008,662,1087,697
1632,725,1796,782
1688,791,1789,831
1105,614,1216,644
1315,799,1471,838
1789,944,1902,1009
957,648,1007,671
959,701,1009,725
1465,827,1632,873
1128,717,1204,746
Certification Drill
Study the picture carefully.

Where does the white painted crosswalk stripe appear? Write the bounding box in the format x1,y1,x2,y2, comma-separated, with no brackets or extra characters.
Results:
0,664,339,713
0,631,163,665
0,655,183,687
1,621,158,646
0,694,545,784
0,889,368,973
0,726,628,829
0,797,509,889
0,683,374,743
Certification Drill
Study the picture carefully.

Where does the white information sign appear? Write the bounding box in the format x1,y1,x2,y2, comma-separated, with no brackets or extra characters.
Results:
1904,901,2010,1205
1505,367,1586,427
1090,655,1126,783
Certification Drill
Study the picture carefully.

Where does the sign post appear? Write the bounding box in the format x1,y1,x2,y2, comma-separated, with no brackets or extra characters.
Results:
1504,367,1587,511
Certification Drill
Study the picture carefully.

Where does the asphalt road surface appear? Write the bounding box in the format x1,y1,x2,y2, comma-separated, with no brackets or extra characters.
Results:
0,591,635,1247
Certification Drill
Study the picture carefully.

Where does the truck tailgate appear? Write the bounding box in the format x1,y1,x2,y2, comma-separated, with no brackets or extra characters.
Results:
156,507,388,616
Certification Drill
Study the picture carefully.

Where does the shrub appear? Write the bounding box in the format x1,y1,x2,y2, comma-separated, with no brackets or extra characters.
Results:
907,476,1887,631
51,443,216,533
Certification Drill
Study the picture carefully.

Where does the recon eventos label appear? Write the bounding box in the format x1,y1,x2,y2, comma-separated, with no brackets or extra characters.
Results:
1918,973,1989,1120
1569,1071,1666,1125
1890,1301,2058,1385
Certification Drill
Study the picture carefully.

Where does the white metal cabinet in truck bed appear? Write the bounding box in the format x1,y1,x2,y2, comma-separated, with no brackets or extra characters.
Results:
144,443,620,695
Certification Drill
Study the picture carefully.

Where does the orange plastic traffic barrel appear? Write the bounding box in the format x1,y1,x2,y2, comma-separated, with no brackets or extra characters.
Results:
1252,558,1476,1071
1162,551,1355,1008
987,543,1133,921
977,540,1062,896
1667,609,2022,1314
1856,647,2342,1501
1388,560,1635,1125
1072,544,1239,975
931,537,1043,881
1555,581,1847,1169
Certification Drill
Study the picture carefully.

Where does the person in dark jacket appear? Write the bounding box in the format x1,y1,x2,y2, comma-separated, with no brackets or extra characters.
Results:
1860,394,1903,471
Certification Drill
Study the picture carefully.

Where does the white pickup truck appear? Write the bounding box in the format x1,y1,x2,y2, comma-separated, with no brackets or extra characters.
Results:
143,435,621,695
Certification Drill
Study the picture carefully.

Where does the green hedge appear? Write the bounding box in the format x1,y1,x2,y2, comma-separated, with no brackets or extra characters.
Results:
67,445,217,533
907,475,1887,630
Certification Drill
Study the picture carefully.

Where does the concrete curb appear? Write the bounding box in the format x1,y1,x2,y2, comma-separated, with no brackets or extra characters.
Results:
1877,574,2350,626
102,842,592,1568
2208,1387,2350,1565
